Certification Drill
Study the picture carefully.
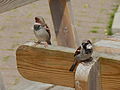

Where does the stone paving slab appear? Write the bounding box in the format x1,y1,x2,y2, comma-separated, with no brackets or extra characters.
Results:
0,0,120,90
0,72,5,90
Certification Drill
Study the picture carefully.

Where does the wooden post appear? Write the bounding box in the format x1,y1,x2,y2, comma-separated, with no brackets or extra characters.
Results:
75,59,101,90
48,1,101,89
49,0,77,48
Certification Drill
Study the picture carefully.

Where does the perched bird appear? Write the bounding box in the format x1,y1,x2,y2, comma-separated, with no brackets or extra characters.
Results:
33,16,51,47
69,40,93,72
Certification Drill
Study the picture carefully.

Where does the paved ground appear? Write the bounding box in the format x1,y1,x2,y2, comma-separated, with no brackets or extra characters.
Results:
73,0,120,44
0,0,120,90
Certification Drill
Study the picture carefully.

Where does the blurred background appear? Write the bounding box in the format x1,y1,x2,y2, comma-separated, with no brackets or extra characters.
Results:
0,0,120,90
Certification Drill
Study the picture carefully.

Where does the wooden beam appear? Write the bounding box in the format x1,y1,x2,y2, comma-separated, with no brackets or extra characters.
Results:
95,40,120,55
16,42,75,87
95,33,120,90
105,33,120,42
16,42,100,89
49,0,77,48
0,0,39,13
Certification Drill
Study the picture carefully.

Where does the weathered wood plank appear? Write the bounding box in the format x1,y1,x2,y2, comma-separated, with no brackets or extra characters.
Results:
100,58,120,90
75,58,101,90
16,42,75,88
49,0,77,48
16,42,100,89
95,40,120,54
95,34,120,90
105,33,120,42
0,0,39,13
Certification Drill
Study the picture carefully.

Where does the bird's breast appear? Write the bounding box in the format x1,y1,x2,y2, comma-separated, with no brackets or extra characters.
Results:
75,50,92,61
34,28,49,41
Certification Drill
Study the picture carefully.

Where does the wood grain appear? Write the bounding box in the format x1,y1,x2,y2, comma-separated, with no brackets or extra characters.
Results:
0,0,39,13
100,58,120,90
95,34,120,90
75,58,101,90
16,43,75,87
105,33,120,42
16,42,101,89
49,0,77,48
95,40,120,54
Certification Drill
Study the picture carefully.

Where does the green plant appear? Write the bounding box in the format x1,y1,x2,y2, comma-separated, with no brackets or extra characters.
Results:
90,29,98,33
90,26,99,33
106,5,119,35
93,26,100,29
104,29,112,35
83,4,89,8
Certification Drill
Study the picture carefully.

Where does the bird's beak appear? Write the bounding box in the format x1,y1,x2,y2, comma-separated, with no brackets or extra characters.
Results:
87,44,92,49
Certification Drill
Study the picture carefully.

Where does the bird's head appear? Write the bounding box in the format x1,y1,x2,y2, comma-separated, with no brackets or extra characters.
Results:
82,40,93,53
35,16,45,25
33,16,45,30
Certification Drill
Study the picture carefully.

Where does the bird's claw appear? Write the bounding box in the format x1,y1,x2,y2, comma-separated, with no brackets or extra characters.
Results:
41,42,48,48
35,41,41,44
34,41,48,48
33,41,40,46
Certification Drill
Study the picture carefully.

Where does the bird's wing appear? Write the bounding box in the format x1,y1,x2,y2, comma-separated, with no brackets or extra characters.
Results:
74,46,81,57
44,24,51,39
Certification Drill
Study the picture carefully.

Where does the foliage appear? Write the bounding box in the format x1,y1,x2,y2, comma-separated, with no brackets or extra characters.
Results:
90,29,98,33
90,26,99,33
106,5,119,35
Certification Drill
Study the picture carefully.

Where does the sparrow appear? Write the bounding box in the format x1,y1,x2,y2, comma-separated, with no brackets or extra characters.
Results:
69,40,93,72
33,16,51,47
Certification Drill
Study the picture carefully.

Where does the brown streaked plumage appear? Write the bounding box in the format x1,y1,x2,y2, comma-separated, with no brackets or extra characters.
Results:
74,46,81,57
69,40,93,72
34,16,51,45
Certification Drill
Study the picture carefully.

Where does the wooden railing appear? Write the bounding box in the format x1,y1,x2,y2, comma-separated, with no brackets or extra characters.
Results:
16,33,120,90
16,42,101,90
95,33,120,90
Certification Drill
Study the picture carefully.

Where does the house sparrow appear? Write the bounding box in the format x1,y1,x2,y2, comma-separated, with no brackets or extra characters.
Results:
33,16,51,47
69,40,93,72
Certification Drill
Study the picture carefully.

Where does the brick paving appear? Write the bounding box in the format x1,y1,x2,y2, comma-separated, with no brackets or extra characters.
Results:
0,0,120,90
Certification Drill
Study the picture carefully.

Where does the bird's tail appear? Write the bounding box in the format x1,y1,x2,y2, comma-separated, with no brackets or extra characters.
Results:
69,61,77,72
47,40,51,45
